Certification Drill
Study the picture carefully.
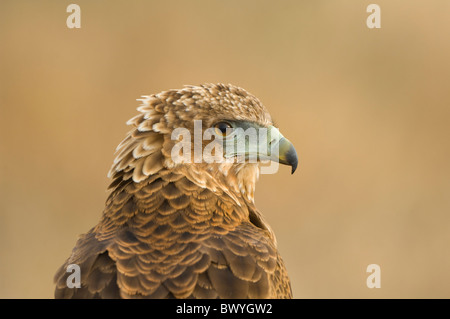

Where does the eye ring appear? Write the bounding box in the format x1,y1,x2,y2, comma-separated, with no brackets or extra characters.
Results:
213,122,233,137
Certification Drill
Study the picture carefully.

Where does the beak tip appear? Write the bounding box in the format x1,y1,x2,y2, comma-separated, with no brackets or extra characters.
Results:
286,145,298,175
291,165,297,174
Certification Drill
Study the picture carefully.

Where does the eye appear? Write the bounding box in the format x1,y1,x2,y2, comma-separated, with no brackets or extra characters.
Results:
213,122,233,137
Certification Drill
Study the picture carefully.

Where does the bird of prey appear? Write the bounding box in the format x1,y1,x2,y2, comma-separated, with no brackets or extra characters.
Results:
54,83,298,299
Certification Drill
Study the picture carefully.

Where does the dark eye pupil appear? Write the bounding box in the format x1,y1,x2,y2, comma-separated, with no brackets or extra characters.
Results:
214,122,232,135
218,123,228,133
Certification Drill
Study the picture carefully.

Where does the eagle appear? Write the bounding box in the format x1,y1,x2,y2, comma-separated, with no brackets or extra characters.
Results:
54,83,298,299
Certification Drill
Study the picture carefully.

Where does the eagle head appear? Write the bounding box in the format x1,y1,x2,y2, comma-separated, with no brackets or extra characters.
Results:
108,83,298,203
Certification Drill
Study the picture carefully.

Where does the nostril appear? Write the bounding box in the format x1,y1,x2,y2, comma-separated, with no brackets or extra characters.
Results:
268,137,278,148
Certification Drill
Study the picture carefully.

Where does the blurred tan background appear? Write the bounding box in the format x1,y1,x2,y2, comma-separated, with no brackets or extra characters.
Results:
1,0,450,298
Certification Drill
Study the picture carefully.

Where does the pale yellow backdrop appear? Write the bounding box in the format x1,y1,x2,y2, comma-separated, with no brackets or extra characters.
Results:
1,1,449,298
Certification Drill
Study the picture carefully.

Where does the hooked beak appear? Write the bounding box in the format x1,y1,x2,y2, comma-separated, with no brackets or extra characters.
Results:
276,137,298,174
266,126,298,174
